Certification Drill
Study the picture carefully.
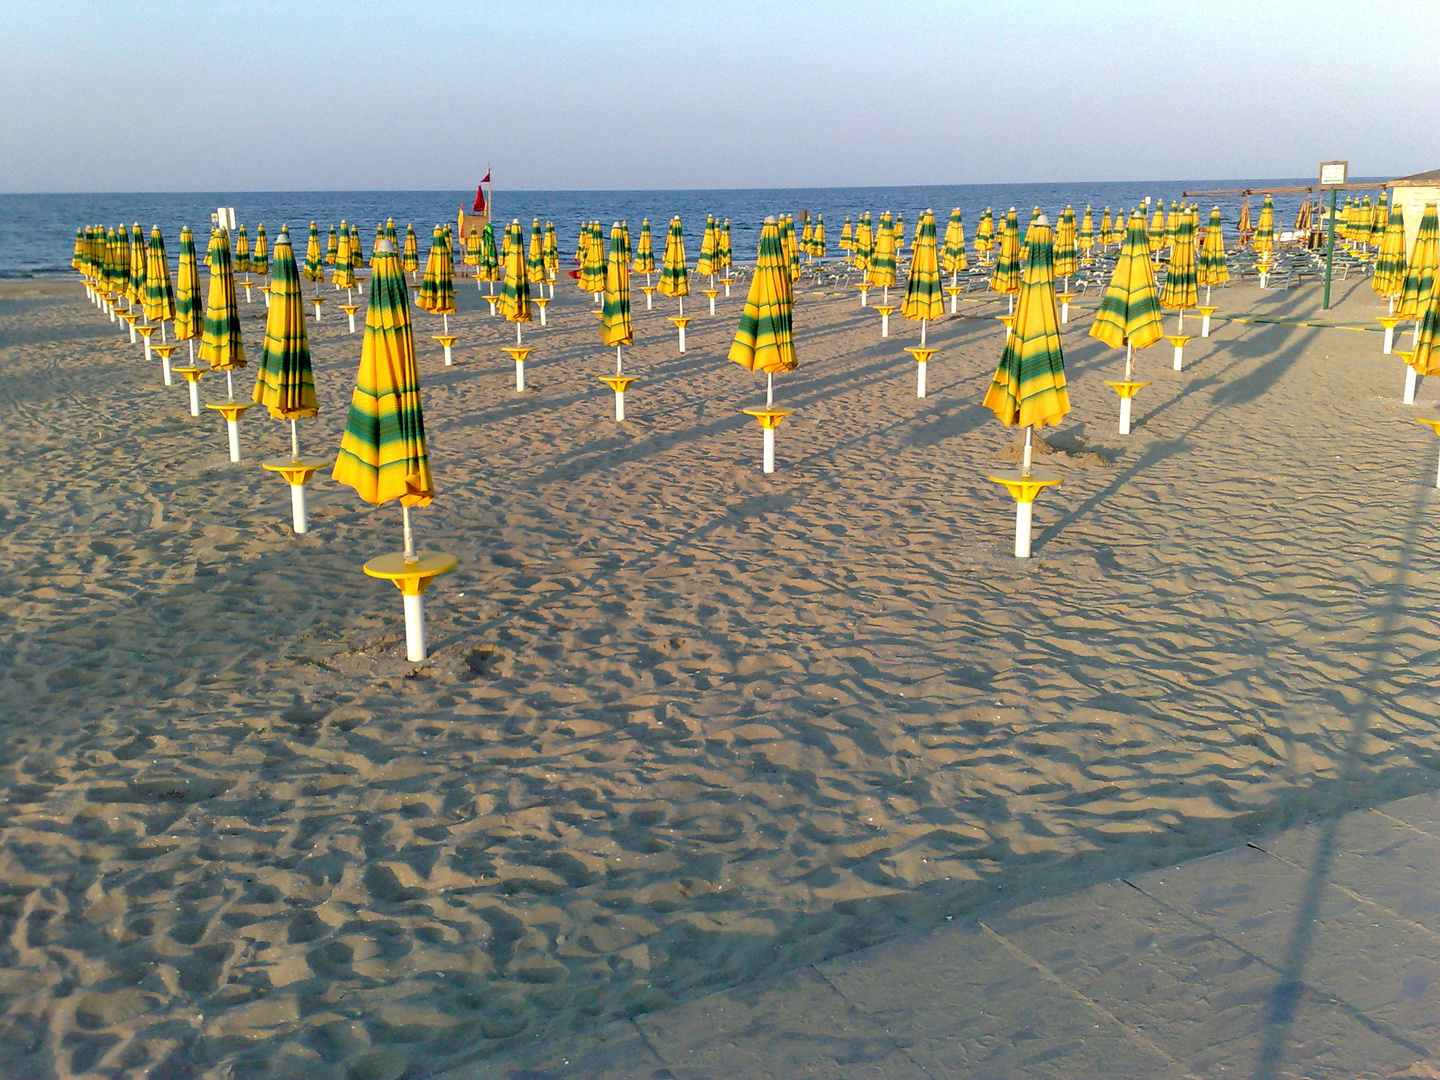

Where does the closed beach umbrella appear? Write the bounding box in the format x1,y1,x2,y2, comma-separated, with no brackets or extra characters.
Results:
128,224,148,309
1397,204,1439,320
839,216,854,255
72,227,84,272
386,219,399,251
1254,195,1276,255
1164,202,1179,248
730,215,798,415
853,212,873,272
1197,207,1229,304
1099,208,1115,247
941,208,967,281
350,224,365,269
989,208,1022,308
1237,197,1252,245
1374,202,1408,301
1090,209,1164,377
658,216,689,311
783,214,801,283
334,225,356,291
200,230,246,376
1160,210,1198,328
175,226,203,357
902,209,943,347
416,226,443,312
252,224,270,276
1053,206,1078,285
332,236,435,509
252,230,318,427
1078,206,1095,255
303,222,325,293
984,213,1070,432
1410,269,1440,377
975,208,995,257
402,224,420,276
234,225,251,275
601,221,634,354
144,225,176,329
544,221,559,280
633,218,656,277
1371,194,1389,246
500,219,532,335
868,212,898,301
579,221,606,296
720,219,734,274
527,219,546,286
464,226,481,272
477,222,499,291
432,227,457,331
697,215,719,279
326,225,339,265
800,216,814,258
812,215,825,260
1147,206,1166,253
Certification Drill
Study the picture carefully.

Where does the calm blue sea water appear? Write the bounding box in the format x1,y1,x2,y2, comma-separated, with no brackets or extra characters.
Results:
0,180,1368,278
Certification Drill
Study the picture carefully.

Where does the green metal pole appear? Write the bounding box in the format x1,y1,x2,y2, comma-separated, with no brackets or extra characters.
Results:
1322,188,1338,310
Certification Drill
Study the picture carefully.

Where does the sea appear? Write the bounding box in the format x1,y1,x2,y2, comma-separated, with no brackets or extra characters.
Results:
0,179,1376,278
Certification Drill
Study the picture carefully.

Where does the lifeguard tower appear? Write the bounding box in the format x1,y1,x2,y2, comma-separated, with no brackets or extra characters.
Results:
458,170,493,240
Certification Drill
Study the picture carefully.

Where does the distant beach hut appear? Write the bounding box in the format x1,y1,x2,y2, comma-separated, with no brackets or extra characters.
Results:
333,237,453,663
254,230,327,534
983,212,1069,559
731,216,798,474
1091,210,1164,434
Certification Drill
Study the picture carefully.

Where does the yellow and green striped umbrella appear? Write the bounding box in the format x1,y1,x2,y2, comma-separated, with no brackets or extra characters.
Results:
941,207,968,277
1397,204,1439,319
334,224,356,290
1373,202,1408,299
1160,210,1198,318
658,216,689,301
1357,196,1374,245
252,224,270,276
333,238,433,508
544,221,559,279
463,226,481,270
350,224,366,269
1090,210,1164,357
416,226,443,311
976,207,996,255
579,221,606,294
1237,198,1252,242
1078,206,1095,254
1147,205,1166,253
71,227,84,272
988,208,1022,299
1099,208,1115,246
128,224,148,308
983,214,1069,430
234,225,251,275
697,215,719,277
326,225,339,265
783,214,801,282
1053,206,1078,282
1411,265,1440,376
633,218,656,275
1197,207,1229,301
106,226,123,297
252,230,317,422
200,230,246,371
402,224,420,275
894,214,905,253
601,221,633,348
374,223,385,265
800,216,814,258
432,226,455,316
839,216,854,253
901,209,943,339
144,225,176,325
386,219,399,251
303,222,325,290
1372,193,1389,245
478,222,499,285
1164,202,1179,248
867,212,897,292
500,219,532,328
811,215,825,260
175,226,203,342
720,219,734,272
853,212,873,271
527,219,546,285
1254,195,1276,254
729,216,797,376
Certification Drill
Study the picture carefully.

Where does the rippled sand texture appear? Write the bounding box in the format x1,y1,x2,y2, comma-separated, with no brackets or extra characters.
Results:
2,269,1438,1079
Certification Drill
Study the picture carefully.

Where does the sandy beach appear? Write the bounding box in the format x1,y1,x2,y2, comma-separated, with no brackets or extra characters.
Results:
2,264,1438,1080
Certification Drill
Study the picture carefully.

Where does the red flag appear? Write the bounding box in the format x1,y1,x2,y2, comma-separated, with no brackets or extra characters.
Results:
472,185,486,214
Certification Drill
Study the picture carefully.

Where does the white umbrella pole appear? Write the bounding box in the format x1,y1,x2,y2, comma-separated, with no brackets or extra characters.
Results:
1013,425,1037,557
443,312,449,334
1124,341,1133,381
921,318,927,347
766,371,773,407
226,370,234,400
291,483,309,534
402,503,416,560
1008,294,1015,315
1178,309,1185,334
1404,365,1419,405
290,418,300,460
188,340,195,365
227,421,241,462
162,322,168,343
400,505,426,662
616,345,623,376
1022,425,1034,476
187,380,200,417
516,322,523,345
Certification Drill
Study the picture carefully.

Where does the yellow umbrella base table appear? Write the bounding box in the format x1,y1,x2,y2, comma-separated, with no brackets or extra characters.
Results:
703,289,719,316
639,286,655,310
533,297,550,326
435,334,459,366
875,305,896,338
988,469,1063,558
309,296,326,321
1198,306,1218,338
261,456,331,534
599,375,636,421
152,343,180,387
172,365,207,416
743,407,795,474
996,314,1015,336
1103,380,1152,435
363,550,458,663
1167,334,1195,371
119,311,141,343
503,346,534,391
904,347,938,398
668,316,692,353
1056,293,1074,324
205,400,255,462
1378,316,1402,355
945,285,962,314
720,277,733,298
1399,351,1420,404
259,284,272,309
341,304,360,333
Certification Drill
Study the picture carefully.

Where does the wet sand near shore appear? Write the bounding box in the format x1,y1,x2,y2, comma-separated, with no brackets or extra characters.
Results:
1,266,1437,1080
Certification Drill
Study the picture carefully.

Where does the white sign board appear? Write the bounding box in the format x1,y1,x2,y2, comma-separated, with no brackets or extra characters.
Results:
1319,161,1348,187
216,206,237,231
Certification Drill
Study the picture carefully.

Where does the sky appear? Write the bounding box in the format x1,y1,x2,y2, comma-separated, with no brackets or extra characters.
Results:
1,0,1437,193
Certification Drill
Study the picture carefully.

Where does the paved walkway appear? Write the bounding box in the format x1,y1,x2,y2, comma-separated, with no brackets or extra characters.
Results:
438,789,1440,1079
